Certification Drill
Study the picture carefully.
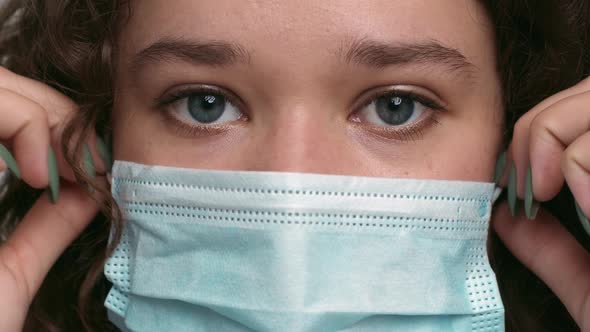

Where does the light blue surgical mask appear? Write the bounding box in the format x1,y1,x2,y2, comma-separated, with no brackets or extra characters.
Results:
104,161,505,332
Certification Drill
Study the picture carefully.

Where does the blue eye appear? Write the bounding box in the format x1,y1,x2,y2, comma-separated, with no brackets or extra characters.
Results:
165,89,243,126
358,93,429,127
188,93,226,123
375,96,416,125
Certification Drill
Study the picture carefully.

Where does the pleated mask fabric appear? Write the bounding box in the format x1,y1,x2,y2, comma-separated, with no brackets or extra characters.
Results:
104,161,505,332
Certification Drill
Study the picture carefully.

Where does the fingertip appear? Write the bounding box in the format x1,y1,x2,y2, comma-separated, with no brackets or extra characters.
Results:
50,141,76,182
14,143,49,189
529,137,565,202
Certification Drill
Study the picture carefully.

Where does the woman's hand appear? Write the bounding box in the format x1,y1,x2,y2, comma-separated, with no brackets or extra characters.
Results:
0,67,108,331
493,76,590,331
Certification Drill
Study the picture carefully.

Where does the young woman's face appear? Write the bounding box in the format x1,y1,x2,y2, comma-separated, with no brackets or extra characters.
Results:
112,0,503,181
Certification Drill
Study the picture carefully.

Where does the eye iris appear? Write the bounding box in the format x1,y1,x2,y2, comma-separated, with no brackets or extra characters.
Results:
375,95,414,125
188,93,225,123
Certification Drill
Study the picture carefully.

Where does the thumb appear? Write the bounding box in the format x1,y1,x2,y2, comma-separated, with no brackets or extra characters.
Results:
0,180,102,302
492,201,590,329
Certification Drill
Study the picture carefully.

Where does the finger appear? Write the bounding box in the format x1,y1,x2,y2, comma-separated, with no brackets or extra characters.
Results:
0,180,102,302
562,130,590,218
492,202,590,330
524,76,590,120
0,88,50,188
0,67,77,126
529,90,590,201
50,134,110,186
0,68,111,177
500,77,590,193
0,88,108,185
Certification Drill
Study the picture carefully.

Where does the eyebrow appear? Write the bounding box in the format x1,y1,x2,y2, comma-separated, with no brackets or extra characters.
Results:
339,37,476,77
131,36,476,78
130,37,251,74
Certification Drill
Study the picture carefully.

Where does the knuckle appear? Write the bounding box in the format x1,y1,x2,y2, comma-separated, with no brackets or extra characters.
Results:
0,66,13,79
528,112,545,139
513,113,531,137
48,195,94,237
0,87,49,125
0,241,34,301
528,111,557,145
561,146,573,165
555,93,581,110
0,67,77,119
34,103,50,124
561,145,579,172
0,87,10,100
576,75,590,89
0,67,19,89
21,103,49,128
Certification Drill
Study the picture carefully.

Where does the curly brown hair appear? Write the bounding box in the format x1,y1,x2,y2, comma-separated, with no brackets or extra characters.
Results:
1,0,590,331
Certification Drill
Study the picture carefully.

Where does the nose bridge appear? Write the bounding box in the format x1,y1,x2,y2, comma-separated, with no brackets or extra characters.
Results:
246,104,347,174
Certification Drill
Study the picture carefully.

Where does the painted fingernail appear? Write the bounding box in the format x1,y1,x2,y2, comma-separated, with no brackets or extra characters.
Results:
48,146,59,204
524,164,539,220
493,151,506,184
575,201,590,237
83,143,96,179
96,136,113,171
0,143,21,178
508,163,518,217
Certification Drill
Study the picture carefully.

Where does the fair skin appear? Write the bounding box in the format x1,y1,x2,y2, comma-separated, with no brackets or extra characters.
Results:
0,1,589,331
112,0,502,178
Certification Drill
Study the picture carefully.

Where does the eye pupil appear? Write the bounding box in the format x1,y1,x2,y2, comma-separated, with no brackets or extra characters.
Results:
188,93,225,123
376,95,414,125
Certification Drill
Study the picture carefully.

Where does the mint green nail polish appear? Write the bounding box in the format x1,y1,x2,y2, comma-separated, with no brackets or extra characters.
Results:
524,165,539,220
575,201,590,237
96,137,113,171
493,151,506,184
83,143,96,179
48,146,59,204
508,164,517,217
0,143,21,178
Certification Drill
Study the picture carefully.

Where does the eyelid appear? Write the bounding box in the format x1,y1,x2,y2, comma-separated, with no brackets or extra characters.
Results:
350,114,442,142
155,84,248,137
156,83,248,115
348,85,446,142
154,83,445,141
350,85,447,114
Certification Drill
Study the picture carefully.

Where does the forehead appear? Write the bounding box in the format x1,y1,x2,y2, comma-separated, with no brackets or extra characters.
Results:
118,0,494,68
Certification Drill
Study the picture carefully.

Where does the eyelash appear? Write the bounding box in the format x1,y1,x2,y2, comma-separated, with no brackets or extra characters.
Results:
157,86,243,109
352,88,445,141
155,85,445,141
155,85,245,137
